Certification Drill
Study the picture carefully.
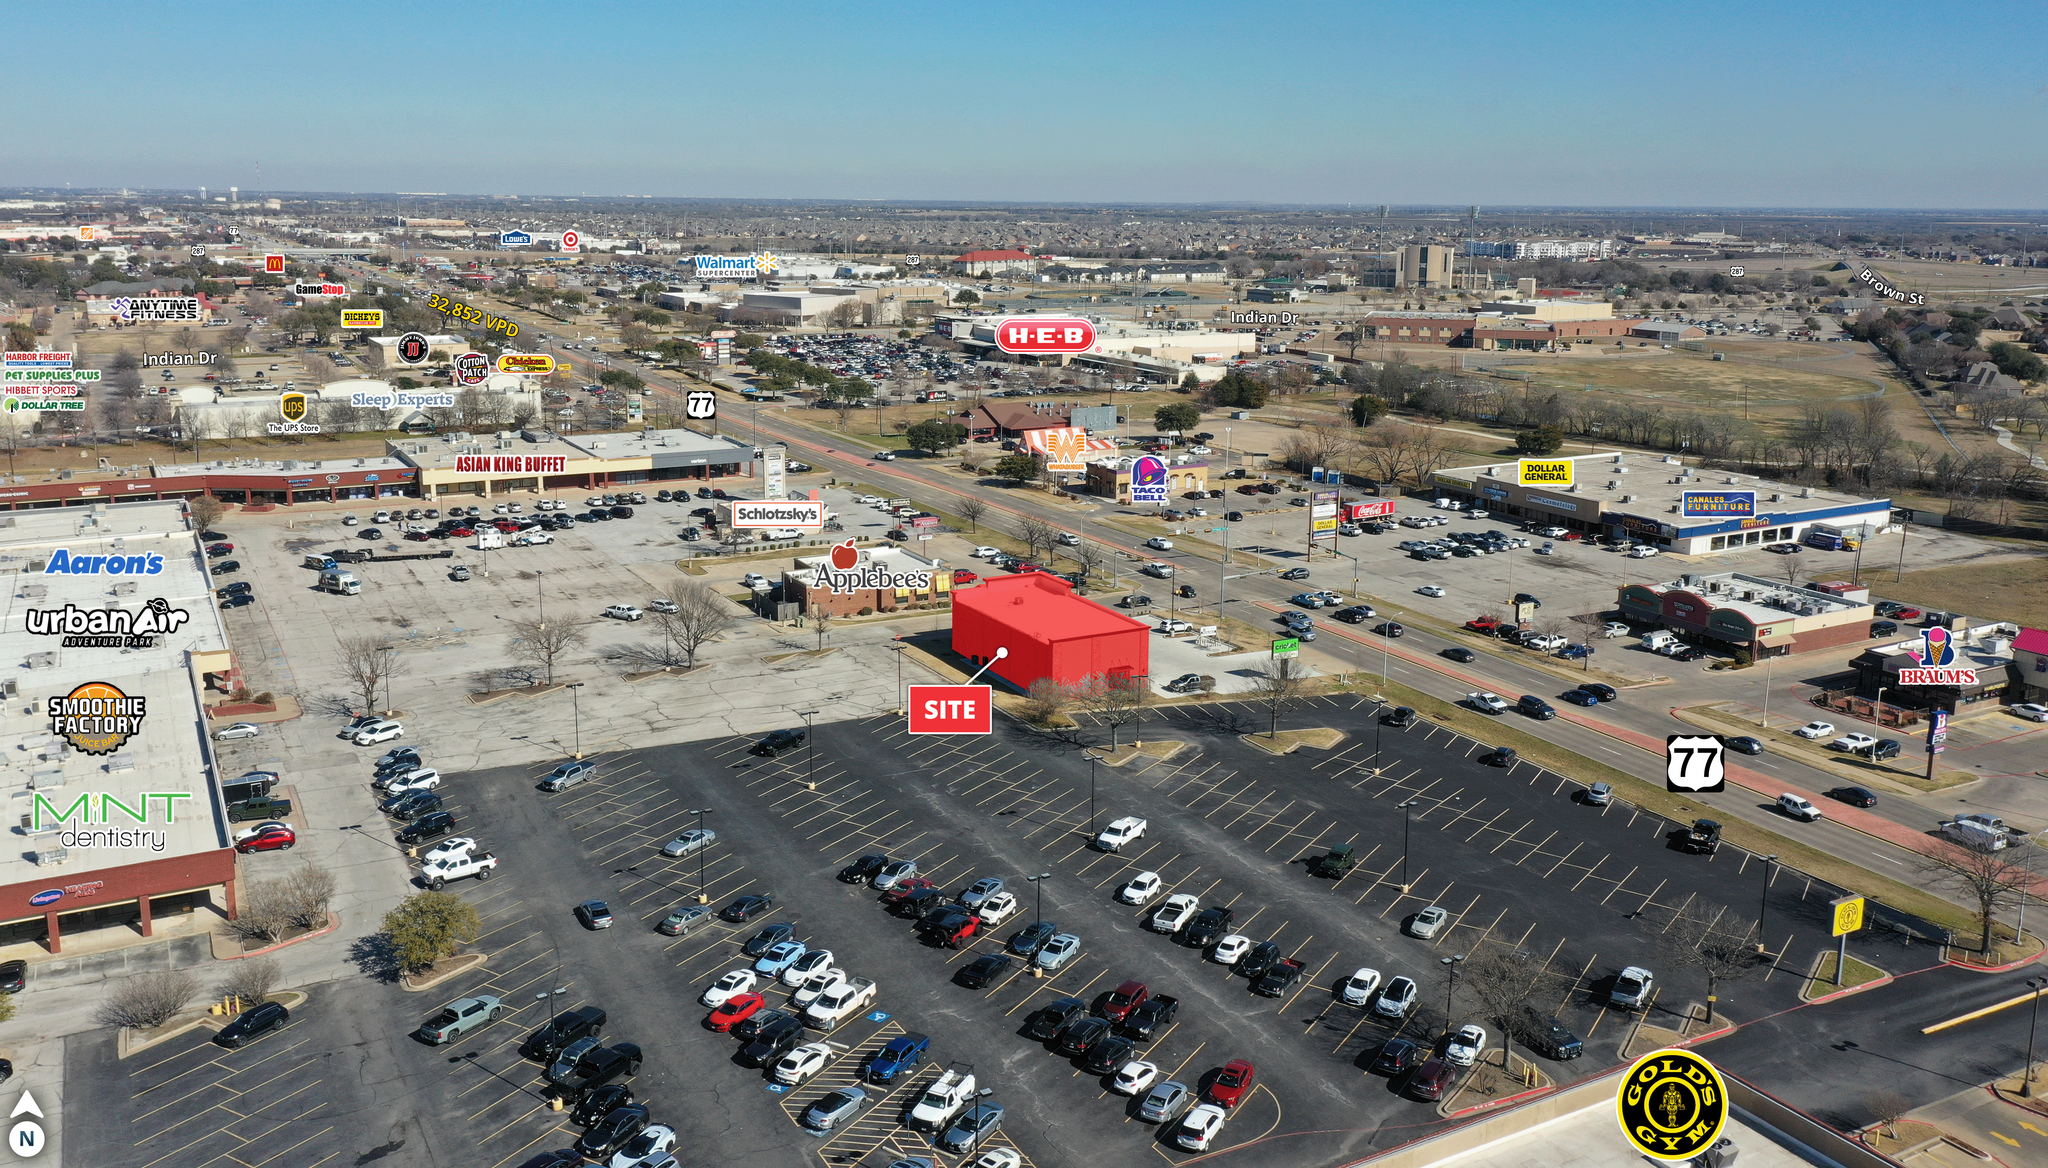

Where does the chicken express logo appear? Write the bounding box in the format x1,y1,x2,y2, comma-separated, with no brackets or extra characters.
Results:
1616,1049,1728,1161
48,681,147,755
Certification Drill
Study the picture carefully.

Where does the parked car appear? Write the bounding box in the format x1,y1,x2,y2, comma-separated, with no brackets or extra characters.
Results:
1827,786,1878,808
1793,721,1836,739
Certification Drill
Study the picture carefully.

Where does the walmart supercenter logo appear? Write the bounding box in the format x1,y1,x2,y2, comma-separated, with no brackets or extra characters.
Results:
692,252,780,278
819,540,932,594
1898,625,1977,686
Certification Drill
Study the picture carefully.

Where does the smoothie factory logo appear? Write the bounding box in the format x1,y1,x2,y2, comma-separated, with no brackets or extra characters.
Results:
48,681,147,754
30,789,194,854
692,253,780,279
26,597,190,648
107,297,204,322
819,540,931,594
43,549,166,575
1899,625,1977,686
270,391,320,435
1615,1049,1728,1161
1130,454,1168,503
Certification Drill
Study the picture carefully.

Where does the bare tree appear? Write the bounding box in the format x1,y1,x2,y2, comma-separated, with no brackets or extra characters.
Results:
95,970,199,1030
221,957,282,1005
1865,1090,1913,1142
1916,839,2034,955
224,876,297,946
1457,945,1563,1068
1250,656,1311,738
956,496,987,533
1656,899,1763,1023
337,636,400,716
1075,671,1147,749
1066,540,1106,588
282,863,336,930
1017,515,1059,562
186,494,226,533
652,578,734,669
506,616,587,686
812,607,832,651
1020,677,1070,725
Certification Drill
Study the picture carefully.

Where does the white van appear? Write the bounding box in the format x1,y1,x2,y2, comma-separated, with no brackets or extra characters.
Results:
1627,545,1661,558
1641,630,1680,652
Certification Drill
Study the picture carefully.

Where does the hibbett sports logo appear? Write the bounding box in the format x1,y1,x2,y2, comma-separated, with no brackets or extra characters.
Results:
818,540,931,594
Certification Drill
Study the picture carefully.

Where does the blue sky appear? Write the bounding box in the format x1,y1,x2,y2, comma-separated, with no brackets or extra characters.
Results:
13,0,2045,208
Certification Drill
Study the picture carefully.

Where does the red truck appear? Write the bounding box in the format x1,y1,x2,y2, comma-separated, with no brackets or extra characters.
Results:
1464,616,1503,634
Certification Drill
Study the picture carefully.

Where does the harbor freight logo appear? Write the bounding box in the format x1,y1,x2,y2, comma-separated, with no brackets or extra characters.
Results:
109,297,204,323
732,500,825,529
1899,625,1977,686
818,540,931,594
691,253,780,279
26,597,190,647
1616,1049,1728,1161
43,549,166,575
48,681,147,755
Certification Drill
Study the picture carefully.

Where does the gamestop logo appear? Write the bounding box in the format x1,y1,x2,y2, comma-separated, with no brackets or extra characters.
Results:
908,685,992,735
733,500,825,528
818,540,932,594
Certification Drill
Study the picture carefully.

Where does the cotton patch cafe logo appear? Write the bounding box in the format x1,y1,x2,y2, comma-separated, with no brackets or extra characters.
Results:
1616,1049,1728,1161
48,681,147,755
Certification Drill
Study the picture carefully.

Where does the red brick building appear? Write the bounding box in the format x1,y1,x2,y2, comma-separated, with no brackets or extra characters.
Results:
952,572,1149,691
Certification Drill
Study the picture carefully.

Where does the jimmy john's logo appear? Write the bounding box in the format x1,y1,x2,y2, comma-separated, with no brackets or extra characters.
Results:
27,597,190,648
1616,1049,1728,1161
270,391,319,435
48,681,147,755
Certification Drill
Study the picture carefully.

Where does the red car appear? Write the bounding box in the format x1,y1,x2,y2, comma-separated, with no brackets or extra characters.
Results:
952,569,978,585
882,877,937,905
405,531,432,542
234,825,296,853
1101,980,1149,1022
495,521,521,533
706,992,764,1032
1205,1059,1255,1109
1894,607,1923,620
449,526,474,537
941,915,980,948
206,542,235,555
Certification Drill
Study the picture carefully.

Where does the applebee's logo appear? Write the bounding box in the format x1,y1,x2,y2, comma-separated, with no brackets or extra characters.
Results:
1899,624,1977,685
818,540,931,594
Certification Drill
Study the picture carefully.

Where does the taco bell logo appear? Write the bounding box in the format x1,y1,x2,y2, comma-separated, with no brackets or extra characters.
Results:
1898,625,1977,685
818,540,932,594
1130,455,1168,504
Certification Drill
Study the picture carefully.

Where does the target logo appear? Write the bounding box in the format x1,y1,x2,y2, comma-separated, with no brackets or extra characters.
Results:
560,230,580,253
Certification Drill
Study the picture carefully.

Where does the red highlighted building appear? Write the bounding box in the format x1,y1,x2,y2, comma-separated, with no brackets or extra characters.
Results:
951,572,1149,691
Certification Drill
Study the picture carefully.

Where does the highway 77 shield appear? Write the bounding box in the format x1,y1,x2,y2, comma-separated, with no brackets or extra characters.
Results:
1665,734,1726,793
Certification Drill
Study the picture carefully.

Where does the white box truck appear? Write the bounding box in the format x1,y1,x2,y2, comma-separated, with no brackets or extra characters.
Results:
475,527,506,550
319,568,361,595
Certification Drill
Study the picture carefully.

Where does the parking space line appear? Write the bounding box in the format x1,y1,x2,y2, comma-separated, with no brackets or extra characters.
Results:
1515,830,1558,867
1570,854,1612,891
1280,951,1339,1014
1487,820,1535,855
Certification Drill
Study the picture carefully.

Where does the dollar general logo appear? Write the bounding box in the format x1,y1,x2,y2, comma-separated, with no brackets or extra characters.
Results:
1616,1049,1728,1161
48,681,148,755
1518,459,1573,487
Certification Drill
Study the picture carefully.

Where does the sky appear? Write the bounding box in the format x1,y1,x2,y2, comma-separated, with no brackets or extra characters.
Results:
12,0,2046,209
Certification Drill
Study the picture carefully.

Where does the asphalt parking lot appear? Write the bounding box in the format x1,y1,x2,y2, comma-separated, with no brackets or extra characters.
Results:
98,683,1955,1168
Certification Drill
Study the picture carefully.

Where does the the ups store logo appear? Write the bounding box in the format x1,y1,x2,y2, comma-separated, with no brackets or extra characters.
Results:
279,392,308,423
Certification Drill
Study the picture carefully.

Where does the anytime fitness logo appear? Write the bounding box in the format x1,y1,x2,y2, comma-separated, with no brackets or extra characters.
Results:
818,540,931,594
1899,626,1977,685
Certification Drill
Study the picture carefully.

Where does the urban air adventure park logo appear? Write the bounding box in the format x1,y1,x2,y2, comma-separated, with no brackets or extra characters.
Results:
27,596,190,648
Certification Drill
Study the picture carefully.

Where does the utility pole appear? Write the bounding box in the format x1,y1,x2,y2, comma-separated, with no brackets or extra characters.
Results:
799,708,821,788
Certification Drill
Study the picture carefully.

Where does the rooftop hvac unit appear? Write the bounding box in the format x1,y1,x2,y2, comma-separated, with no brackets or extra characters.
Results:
1615,465,1628,473
111,582,136,597
1743,590,1758,601
1621,495,1636,503
111,538,124,552
1664,455,1681,464
21,584,47,600
1669,505,1681,513
590,441,606,449
1487,465,1501,476
356,458,366,467
281,460,300,470
1800,487,1812,498
309,461,321,469
496,440,511,450
1769,493,1782,502
1614,453,1626,463
1725,477,1739,485
25,652,54,669
31,837,66,867
57,469,71,480
1607,481,1619,490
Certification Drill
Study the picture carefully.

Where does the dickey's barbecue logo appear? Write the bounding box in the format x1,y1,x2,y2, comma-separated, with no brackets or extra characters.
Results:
48,681,147,754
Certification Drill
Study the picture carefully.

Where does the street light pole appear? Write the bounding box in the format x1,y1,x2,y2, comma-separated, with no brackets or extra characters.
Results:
381,645,396,716
1398,800,1419,892
1440,953,1465,1036
1028,872,1050,929
2025,977,2046,1098
567,682,586,759
536,569,545,631
690,807,715,904
1757,854,1777,957
1083,752,1104,837
799,708,821,788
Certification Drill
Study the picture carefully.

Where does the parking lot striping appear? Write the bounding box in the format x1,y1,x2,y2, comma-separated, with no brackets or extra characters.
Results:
1280,951,1341,1014
1760,932,1796,981
1555,952,1600,1014
1266,814,1330,855
1232,795,1295,836
1195,778,1263,819
1598,866,1640,905
1570,854,1614,892
1440,798,1492,830
1634,878,1670,918
487,1124,575,1168
1515,829,1559,866
1487,820,1536,856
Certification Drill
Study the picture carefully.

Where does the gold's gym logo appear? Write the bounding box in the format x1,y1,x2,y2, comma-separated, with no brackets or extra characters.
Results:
1616,1049,1728,1160
48,681,147,755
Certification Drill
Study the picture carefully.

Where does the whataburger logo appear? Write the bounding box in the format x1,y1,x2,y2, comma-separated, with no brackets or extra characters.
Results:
48,681,147,755
1025,426,1089,471
818,540,931,594
1899,625,1976,685
27,597,190,648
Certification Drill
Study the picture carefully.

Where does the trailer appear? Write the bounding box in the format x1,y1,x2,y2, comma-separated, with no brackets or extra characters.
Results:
327,547,456,564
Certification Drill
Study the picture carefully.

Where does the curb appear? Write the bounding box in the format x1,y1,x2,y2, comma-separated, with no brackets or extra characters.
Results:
1944,948,2045,975
401,951,488,992
211,912,340,962
1800,972,1895,1004
1445,1081,1555,1118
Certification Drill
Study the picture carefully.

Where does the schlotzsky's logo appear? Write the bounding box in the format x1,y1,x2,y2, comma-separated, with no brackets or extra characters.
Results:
1899,625,1977,685
48,681,147,755
27,597,190,648
43,549,165,576
733,500,825,529
818,540,932,594
30,789,194,855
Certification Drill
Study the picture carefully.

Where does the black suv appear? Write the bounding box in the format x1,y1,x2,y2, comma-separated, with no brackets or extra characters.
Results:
1381,706,1417,728
561,1043,643,1099
750,728,806,757
1185,906,1234,947
1238,941,1280,981
1521,1008,1583,1059
739,1016,806,1067
396,810,456,845
839,854,890,883
1025,996,1087,1041
521,1006,607,1063
1517,695,1556,720
214,1001,289,1048
1056,1016,1112,1055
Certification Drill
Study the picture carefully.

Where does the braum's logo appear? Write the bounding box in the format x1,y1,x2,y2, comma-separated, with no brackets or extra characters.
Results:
280,393,308,423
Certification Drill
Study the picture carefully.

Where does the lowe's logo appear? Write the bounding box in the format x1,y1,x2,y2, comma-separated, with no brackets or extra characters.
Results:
43,549,166,575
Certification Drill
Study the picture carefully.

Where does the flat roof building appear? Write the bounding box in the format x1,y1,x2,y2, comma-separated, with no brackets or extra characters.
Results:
1618,570,1874,658
1430,453,1892,556
952,572,1149,692
389,426,756,500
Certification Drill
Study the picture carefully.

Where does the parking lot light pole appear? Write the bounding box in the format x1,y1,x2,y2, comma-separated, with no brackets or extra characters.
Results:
970,1087,996,1156
1757,854,1778,957
567,682,586,759
536,983,568,1021
1028,872,1050,928
1398,800,1420,892
2025,977,2046,1097
1083,752,1104,837
798,709,821,789
1440,954,1465,1036
690,808,715,904
536,569,545,631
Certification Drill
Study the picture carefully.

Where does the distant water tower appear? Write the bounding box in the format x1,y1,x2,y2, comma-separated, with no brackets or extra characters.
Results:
1469,205,1480,222
199,187,207,202
230,187,238,204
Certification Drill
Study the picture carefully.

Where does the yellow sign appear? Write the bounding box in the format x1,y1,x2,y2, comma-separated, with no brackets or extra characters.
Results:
340,309,385,330
279,392,308,423
1518,459,1574,487
497,353,557,375
1616,1049,1729,1161
1831,895,1865,937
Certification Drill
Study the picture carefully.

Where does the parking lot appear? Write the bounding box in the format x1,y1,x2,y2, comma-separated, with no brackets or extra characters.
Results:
90,676,1953,1168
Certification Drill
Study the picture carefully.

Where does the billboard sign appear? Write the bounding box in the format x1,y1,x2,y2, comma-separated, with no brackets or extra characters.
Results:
1271,637,1300,658
732,499,824,529
1680,490,1756,519
908,685,993,735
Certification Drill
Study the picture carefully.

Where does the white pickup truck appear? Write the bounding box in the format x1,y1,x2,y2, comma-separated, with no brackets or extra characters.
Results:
1940,814,2024,851
907,1067,978,1130
802,974,876,1031
1466,692,1511,715
422,851,499,889
1094,816,1147,852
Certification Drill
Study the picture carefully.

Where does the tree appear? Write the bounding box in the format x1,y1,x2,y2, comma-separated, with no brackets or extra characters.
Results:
1866,1091,1912,1142
994,452,1042,485
905,418,965,454
1075,671,1147,749
221,956,282,1006
187,494,226,533
954,290,980,305
1066,539,1106,587
1211,369,1269,409
1916,838,2033,955
956,496,987,532
5,322,34,352
338,636,401,716
1989,341,2047,382
1458,945,1563,1068
1514,424,1567,456
652,579,733,669
1017,515,1059,561
1349,394,1389,427
598,369,645,392
1154,401,1203,433
380,891,483,975
1251,656,1310,738
1657,899,1763,1024
95,970,198,1030
1019,677,1070,725
506,616,586,686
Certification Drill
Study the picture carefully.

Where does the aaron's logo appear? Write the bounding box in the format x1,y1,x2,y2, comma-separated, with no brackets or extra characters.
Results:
1616,1049,1728,1160
280,392,308,423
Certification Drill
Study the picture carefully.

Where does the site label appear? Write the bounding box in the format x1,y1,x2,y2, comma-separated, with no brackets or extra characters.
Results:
908,685,993,735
